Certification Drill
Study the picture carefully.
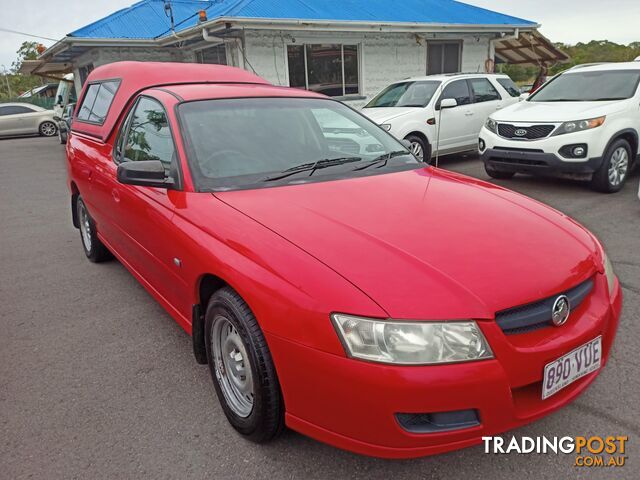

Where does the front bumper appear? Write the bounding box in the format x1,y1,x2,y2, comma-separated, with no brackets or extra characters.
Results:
267,275,622,458
479,127,605,177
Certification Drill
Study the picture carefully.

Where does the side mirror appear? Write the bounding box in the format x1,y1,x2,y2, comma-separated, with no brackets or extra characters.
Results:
440,98,458,109
117,160,174,189
52,115,61,122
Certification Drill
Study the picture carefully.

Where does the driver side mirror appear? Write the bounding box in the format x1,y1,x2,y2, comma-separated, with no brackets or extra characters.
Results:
439,98,458,109
117,160,174,189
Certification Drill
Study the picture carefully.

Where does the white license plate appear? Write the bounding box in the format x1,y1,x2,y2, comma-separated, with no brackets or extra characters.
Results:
542,336,602,400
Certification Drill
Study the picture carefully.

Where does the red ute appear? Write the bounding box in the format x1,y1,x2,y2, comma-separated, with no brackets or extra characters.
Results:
66,62,622,458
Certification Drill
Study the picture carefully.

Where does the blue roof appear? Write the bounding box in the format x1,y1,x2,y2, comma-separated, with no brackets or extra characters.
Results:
70,0,536,40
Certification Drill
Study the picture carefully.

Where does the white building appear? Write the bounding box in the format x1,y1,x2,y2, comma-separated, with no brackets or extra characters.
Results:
25,0,567,108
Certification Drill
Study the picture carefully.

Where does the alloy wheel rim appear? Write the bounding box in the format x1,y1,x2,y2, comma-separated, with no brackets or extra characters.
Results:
608,147,628,187
42,123,56,136
211,315,254,418
410,141,424,161
79,203,92,251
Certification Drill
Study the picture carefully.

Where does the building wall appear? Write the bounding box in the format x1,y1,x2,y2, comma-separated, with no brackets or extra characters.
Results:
242,29,496,108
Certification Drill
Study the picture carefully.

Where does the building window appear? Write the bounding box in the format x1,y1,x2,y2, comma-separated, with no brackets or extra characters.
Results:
427,42,461,75
287,44,360,97
196,44,227,65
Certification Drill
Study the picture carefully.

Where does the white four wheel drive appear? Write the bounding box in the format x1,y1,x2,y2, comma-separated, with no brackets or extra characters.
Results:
480,62,640,193
361,73,521,162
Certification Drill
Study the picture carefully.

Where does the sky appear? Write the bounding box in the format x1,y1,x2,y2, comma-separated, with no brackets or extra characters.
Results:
0,0,638,69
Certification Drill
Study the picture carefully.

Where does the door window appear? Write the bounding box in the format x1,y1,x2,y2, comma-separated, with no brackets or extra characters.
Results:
0,105,36,115
496,77,521,98
122,97,176,170
437,80,471,108
469,78,502,103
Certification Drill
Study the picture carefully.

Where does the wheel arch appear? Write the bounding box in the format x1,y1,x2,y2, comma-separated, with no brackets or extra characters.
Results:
70,181,80,228
404,131,432,160
192,273,231,364
605,129,639,167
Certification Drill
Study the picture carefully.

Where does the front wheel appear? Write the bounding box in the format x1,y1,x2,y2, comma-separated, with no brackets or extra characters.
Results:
39,121,57,137
205,287,284,443
59,128,67,144
404,134,431,163
590,139,631,193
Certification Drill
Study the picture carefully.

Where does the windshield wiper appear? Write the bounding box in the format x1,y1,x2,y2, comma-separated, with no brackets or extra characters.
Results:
263,157,362,182
352,150,409,171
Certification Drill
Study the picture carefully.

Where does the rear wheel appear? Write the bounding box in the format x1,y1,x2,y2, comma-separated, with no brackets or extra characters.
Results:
76,196,112,262
590,139,631,193
205,287,284,443
405,134,430,163
485,164,515,179
59,128,67,144
39,121,57,137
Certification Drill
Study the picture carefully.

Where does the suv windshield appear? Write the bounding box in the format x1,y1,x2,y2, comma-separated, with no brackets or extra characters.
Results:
365,81,441,108
529,70,640,102
179,97,419,191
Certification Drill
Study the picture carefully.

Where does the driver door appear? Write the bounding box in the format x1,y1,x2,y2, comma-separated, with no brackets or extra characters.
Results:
434,80,473,152
103,95,188,313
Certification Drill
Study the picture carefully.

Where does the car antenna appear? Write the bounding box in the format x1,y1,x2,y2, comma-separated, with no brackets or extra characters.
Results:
434,98,444,168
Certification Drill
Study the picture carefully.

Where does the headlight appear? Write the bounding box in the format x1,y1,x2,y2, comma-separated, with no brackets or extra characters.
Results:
331,314,493,365
380,123,392,131
552,116,605,136
485,118,497,133
603,253,617,296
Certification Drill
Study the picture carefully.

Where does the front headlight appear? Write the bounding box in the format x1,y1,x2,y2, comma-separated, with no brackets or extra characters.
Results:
552,116,605,136
485,118,497,133
603,253,617,296
331,314,493,365
380,123,392,132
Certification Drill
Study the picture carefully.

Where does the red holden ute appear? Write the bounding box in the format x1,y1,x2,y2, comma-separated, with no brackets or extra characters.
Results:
66,62,622,458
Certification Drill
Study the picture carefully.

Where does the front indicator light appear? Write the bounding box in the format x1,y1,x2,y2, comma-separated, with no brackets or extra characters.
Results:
380,123,392,131
331,314,493,365
552,116,605,136
604,253,617,296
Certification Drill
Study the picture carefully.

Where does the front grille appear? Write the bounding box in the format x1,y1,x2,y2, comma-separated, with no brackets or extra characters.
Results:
490,157,548,167
496,278,594,335
497,123,555,140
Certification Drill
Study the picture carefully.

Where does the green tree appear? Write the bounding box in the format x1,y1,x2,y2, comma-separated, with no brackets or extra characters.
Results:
11,41,40,73
0,41,44,100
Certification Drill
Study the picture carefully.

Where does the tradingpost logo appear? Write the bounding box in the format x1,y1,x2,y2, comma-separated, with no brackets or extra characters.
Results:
482,435,628,467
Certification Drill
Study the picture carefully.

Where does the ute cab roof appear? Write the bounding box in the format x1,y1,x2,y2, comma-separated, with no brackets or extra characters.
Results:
73,61,270,141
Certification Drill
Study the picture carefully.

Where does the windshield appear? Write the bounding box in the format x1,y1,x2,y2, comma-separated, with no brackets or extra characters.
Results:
365,81,441,108
178,97,419,191
529,70,640,102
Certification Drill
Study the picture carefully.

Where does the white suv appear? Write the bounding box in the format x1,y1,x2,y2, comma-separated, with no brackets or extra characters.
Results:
361,73,521,161
480,62,640,193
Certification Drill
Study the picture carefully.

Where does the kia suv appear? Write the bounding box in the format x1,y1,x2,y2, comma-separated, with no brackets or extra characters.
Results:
480,62,640,192
362,73,521,162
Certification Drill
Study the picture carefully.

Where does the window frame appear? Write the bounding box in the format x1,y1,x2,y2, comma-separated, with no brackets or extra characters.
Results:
435,78,472,109
75,78,121,127
112,94,183,191
285,41,363,99
427,41,463,75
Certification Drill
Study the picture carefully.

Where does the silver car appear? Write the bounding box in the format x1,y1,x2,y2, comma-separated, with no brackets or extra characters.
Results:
0,102,58,138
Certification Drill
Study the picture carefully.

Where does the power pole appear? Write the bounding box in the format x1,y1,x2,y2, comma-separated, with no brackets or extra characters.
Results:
1,65,12,98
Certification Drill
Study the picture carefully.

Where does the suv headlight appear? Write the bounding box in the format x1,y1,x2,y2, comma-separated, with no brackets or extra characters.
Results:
331,314,493,365
603,253,617,296
485,118,497,133
552,116,605,136
380,123,392,131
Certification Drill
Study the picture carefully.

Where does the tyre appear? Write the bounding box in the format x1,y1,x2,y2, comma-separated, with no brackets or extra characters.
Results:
590,139,631,193
405,134,431,163
59,128,67,144
39,121,57,137
205,287,284,443
76,196,112,262
485,164,515,179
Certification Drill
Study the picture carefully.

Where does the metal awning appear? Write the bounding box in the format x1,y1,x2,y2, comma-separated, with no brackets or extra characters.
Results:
495,31,569,66
18,59,73,80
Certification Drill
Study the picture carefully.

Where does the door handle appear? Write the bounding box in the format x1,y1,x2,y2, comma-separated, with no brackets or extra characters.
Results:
111,189,120,203
465,111,474,116
496,104,503,110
